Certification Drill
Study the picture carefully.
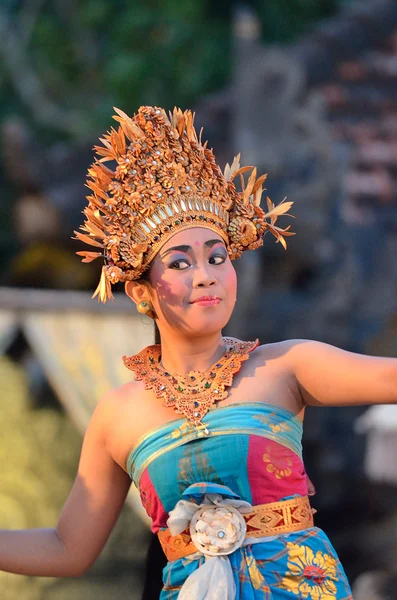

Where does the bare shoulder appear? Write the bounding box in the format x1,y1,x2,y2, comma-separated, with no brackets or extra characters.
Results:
257,338,358,370
99,379,146,411
266,338,397,407
97,379,157,469
251,339,346,384
250,339,309,367
94,380,145,440
228,339,306,415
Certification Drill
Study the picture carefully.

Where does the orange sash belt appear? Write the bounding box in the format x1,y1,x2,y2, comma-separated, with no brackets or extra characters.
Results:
158,495,314,562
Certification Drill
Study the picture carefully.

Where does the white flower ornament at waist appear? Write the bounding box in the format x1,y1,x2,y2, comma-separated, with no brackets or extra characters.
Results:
190,504,247,556
166,485,255,600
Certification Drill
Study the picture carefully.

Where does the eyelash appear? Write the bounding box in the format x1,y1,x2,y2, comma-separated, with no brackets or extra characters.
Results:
169,254,226,270
169,259,190,270
209,254,226,265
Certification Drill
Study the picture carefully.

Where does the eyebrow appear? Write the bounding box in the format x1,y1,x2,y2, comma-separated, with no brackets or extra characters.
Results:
160,239,225,258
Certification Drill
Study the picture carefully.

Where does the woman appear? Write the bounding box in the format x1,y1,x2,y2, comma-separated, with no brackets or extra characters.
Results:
1,106,396,599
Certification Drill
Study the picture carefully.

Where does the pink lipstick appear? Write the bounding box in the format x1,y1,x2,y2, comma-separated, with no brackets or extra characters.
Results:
191,296,221,306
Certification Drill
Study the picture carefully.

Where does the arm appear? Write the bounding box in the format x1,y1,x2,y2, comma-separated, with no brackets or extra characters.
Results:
0,392,131,577
283,339,397,407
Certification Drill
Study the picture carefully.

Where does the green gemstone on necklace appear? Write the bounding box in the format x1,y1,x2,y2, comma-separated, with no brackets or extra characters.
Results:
177,386,184,392
204,382,211,388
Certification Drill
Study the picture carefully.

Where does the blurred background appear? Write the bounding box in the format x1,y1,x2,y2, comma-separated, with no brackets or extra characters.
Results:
0,0,397,598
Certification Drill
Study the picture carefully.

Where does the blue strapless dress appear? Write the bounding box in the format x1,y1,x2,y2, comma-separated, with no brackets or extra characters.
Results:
127,403,353,599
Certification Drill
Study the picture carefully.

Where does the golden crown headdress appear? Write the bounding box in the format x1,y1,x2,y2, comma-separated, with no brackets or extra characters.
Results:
74,106,294,302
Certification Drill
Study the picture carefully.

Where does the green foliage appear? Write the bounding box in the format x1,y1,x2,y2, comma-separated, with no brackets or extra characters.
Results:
9,0,230,134
254,0,342,43
0,0,351,138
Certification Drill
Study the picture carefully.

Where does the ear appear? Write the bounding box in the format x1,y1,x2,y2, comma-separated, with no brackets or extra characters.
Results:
125,281,151,306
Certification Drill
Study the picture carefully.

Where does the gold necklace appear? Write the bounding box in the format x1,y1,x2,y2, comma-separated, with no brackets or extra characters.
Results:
123,337,259,431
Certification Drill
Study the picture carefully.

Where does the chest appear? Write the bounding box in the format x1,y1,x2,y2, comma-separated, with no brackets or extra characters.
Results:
109,359,302,470
224,362,299,410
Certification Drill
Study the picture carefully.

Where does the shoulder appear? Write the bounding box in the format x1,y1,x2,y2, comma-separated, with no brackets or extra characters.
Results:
105,378,146,401
91,380,146,429
236,339,307,414
251,339,311,363
91,380,149,463
249,339,327,376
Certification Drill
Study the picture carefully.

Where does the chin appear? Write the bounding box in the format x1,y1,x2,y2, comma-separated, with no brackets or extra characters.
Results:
157,304,234,336
182,312,232,336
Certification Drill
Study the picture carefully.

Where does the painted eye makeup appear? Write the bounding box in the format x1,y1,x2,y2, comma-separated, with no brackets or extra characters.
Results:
164,243,226,270
209,255,225,265
168,257,191,270
209,249,227,265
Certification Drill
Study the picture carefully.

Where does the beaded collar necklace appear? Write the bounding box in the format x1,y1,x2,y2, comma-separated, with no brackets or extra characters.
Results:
123,337,259,432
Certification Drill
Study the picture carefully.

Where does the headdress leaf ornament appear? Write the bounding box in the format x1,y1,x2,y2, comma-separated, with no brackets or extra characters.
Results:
74,106,295,302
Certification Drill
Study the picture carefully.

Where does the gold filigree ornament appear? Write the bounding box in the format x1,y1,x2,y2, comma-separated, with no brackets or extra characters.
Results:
74,106,295,302
123,337,259,429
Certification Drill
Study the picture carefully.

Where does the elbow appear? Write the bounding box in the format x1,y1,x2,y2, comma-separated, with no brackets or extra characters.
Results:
54,531,97,578
61,550,99,578
71,550,102,577
60,555,97,578
68,561,92,578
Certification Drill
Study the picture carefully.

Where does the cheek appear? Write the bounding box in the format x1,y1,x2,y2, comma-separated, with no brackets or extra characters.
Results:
150,269,188,310
223,265,237,299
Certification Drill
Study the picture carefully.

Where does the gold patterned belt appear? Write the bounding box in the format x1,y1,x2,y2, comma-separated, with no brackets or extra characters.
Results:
158,495,314,562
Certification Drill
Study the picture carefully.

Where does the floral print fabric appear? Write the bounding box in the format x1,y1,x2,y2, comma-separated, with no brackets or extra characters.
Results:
161,529,352,599
126,403,353,598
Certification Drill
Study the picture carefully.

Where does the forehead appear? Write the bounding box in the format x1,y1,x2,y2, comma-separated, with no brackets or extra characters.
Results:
160,227,225,252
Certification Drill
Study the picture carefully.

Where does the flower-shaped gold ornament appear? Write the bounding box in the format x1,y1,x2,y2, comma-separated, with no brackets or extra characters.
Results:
190,504,247,556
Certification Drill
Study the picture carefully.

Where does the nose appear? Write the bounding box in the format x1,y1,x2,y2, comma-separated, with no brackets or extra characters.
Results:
192,262,217,288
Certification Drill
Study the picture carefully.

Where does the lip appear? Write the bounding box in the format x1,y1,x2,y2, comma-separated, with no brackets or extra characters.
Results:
190,296,222,306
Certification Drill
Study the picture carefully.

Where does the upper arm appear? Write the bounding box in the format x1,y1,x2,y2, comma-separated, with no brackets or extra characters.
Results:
284,339,397,407
55,392,131,575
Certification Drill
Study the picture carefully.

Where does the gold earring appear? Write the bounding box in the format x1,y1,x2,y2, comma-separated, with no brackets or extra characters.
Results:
137,300,153,315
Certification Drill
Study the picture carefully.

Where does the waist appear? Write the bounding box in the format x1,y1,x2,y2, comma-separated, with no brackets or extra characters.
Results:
158,495,314,562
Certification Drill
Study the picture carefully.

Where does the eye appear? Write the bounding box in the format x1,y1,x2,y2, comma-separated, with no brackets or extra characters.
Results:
169,258,190,270
209,253,226,265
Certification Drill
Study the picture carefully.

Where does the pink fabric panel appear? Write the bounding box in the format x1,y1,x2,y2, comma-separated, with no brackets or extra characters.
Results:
139,467,168,533
247,436,308,505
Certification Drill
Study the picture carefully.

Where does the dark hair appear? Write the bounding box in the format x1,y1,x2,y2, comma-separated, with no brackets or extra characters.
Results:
138,266,163,597
139,268,161,344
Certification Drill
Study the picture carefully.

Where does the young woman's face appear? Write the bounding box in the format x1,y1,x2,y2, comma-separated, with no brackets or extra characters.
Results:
147,227,237,336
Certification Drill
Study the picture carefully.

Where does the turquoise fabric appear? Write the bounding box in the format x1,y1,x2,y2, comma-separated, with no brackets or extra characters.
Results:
127,403,353,598
127,402,303,485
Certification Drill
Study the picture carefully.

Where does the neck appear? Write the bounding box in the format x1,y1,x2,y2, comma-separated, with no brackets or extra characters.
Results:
158,330,226,375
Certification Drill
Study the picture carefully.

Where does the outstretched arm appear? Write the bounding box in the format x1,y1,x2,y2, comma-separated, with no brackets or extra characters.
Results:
0,392,131,577
283,339,397,407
